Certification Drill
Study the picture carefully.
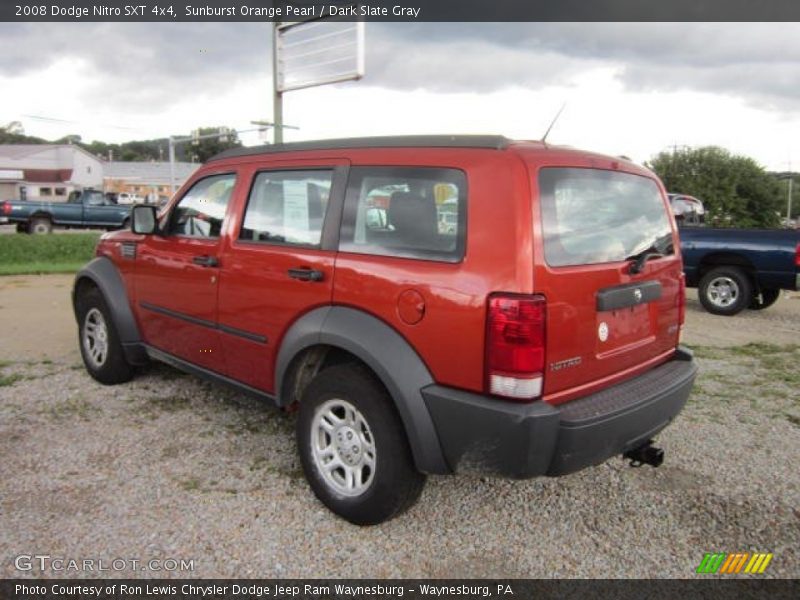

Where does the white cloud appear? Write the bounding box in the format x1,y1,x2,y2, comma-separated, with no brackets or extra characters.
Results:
1,23,798,171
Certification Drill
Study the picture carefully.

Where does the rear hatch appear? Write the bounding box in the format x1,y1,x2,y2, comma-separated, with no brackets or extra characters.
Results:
533,166,683,404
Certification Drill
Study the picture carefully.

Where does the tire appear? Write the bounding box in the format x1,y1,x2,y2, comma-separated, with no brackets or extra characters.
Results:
75,287,134,385
296,364,426,525
15,223,28,234
28,216,52,234
698,266,752,316
749,288,781,311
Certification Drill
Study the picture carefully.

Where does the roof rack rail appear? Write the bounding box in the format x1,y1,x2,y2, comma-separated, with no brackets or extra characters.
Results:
209,135,511,161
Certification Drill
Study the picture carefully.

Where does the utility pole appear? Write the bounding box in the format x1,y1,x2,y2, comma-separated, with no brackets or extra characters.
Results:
787,175,793,224
168,136,176,194
272,22,283,144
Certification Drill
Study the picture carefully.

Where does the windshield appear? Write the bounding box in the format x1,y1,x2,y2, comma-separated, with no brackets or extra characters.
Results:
539,168,674,267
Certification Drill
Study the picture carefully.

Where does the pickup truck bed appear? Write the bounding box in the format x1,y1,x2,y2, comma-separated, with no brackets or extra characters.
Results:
679,226,800,315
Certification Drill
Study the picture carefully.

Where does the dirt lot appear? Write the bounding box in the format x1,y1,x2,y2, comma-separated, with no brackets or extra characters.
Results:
1,276,798,578
0,275,78,363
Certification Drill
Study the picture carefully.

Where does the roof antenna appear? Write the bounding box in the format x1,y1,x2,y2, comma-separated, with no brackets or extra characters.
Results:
541,102,566,145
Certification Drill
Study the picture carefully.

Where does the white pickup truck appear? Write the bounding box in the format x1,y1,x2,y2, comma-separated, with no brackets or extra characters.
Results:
116,192,145,205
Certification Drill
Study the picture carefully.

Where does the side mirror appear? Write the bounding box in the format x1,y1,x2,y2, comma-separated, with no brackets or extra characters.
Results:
131,204,158,235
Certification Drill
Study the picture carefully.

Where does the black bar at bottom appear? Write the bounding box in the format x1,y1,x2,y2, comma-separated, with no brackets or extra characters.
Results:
1,579,797,600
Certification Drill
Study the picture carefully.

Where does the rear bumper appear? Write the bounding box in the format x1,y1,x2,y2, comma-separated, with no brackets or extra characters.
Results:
0,217,8,224
423,346,697,478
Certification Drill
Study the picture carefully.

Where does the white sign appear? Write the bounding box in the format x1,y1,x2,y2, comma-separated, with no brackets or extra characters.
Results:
0,170,24,180
276,20,365,93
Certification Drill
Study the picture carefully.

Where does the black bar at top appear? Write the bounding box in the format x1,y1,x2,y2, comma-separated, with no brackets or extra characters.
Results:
4,0,800,22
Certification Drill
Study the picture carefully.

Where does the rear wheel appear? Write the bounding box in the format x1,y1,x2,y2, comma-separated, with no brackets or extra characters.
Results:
296,364,426,525
29,217,52,234
76,287,134,384
15,223,28,234
749,288,781,311
698,266,752,316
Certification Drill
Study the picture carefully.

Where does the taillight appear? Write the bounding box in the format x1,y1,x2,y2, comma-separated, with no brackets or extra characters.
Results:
795,243,800,268
678,273,686,327
485,294,546,401
1,202,10,215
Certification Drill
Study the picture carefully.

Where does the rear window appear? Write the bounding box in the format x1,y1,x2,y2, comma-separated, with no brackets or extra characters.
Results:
539,168,674,267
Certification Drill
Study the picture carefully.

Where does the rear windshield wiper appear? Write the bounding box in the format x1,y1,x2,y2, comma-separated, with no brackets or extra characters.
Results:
627,251,664,274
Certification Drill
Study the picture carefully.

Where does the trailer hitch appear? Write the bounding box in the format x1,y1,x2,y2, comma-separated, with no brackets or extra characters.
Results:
623,440,664,468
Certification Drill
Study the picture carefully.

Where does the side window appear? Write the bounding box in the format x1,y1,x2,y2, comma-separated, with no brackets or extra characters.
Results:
340,167,467,262
85,191,106,206
167,173,236,238
239,170,333,246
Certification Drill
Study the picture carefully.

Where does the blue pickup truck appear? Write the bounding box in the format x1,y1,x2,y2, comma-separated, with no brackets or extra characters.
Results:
0,190,131,234
670,194,800,315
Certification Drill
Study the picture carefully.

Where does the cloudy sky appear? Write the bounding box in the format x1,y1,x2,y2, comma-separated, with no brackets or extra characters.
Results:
1,22,799,170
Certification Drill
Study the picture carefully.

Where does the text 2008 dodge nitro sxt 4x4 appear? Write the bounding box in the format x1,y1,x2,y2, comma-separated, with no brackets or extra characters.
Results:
72,136,697,524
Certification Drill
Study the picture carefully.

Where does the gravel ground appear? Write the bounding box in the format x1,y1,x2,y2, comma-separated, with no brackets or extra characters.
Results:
682,289,800,347
0,277,798,579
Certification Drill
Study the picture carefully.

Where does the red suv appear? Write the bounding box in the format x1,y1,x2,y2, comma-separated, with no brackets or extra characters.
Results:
72,136,697,525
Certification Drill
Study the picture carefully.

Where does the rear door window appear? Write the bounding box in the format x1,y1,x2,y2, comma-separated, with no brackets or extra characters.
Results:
339,166,467,262
539,168,674,267
239,170,333,246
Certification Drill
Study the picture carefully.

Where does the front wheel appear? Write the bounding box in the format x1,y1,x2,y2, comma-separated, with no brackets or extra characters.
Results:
698,266,752,316
76,287,134,384
749,288,781,311
296,364,426,525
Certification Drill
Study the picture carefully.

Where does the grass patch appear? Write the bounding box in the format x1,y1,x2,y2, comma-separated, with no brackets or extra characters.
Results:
140,395,191,418
729,343,800,357
44,397,95,421
0,233,100,276
179,477,202,492
685,345,727,360
693,343,800,423
0,373,23,387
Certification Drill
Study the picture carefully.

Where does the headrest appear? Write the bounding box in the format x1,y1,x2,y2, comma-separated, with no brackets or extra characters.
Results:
388,192,437,240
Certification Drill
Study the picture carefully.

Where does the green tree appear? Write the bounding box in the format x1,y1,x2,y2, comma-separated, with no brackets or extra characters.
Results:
185,127,242,163
0,123,46,145
647,146,783,228
1,122,241,164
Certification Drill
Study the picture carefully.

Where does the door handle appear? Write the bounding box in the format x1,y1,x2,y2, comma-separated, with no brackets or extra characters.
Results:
192,255,219,267
288,267,324,282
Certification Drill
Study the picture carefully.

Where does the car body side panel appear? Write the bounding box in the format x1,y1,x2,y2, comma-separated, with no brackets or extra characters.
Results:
331,149,532,394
